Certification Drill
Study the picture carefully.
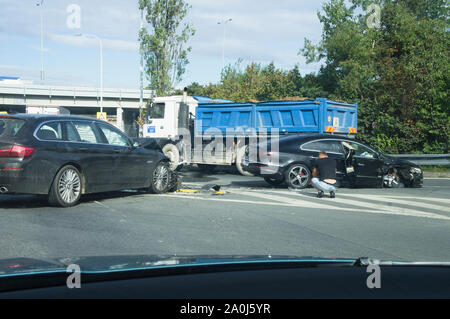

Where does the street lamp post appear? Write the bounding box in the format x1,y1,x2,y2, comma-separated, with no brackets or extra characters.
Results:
36,0,45,81
218,18,232,71
76,33,103,113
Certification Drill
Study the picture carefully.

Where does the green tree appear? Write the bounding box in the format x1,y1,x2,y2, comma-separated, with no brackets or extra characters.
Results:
139,0,195,95
301,0,449,154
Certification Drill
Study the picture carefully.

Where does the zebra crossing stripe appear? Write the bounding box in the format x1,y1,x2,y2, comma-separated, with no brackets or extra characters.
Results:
239,191,397,214
384,195,450,205
163,190,450,220
246,190,450,220
340,194,450,213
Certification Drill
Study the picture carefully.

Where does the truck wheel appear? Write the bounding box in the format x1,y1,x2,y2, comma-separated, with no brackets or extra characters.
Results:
48,165,82,207
162,144,180,171
148,162,171,194
236,145,255,177
284,163,311,189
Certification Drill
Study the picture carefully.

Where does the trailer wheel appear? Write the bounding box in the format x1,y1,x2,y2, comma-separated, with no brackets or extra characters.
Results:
162,143,181,171
236,145,255,177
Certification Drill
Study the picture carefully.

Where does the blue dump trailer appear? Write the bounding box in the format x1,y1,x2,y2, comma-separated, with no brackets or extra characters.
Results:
143,96,357,175
195,98,358,137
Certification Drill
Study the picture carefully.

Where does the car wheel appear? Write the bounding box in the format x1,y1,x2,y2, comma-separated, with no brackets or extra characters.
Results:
148,162,171,194
264,176,285,186
284,163,311,189
48,165,82,207
383,172,402,188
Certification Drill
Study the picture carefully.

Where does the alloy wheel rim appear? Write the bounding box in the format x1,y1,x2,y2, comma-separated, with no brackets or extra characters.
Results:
289,166,309,187
58,169,81,204
153,165,169,191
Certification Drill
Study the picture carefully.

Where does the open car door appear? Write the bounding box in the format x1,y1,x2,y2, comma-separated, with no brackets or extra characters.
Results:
342,142,384,188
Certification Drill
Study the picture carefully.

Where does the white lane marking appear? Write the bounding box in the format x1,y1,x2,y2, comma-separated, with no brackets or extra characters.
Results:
162,194,297,207
300,194,450,220
238,191,337,210
242,190,450,220
341,194,450,213
161,194,450,220
161,194,381,214
383,195,450,205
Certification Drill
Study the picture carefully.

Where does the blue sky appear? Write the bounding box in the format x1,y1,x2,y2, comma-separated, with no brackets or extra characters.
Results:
0,0,327,89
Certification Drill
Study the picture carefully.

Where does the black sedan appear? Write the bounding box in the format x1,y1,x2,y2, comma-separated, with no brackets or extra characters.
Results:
0,114,175,207
243,134,423,189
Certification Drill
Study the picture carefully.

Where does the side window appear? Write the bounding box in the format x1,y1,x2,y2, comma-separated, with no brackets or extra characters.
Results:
302,140,342,153
72,121,99,144
98,123,130,147
64,122,80,142
36,122,63,141
350,143,377,159
324,141,343,153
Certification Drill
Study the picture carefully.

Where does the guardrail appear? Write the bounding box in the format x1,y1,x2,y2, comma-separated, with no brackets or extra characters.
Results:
388,154,450,166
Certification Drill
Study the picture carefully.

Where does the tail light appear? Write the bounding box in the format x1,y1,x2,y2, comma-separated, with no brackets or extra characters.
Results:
0,145,36,159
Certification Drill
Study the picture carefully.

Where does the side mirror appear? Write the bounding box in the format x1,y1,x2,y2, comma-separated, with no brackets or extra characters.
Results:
133,141,140,148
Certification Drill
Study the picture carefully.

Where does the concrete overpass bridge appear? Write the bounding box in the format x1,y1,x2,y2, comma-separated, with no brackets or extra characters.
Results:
0,83,154,137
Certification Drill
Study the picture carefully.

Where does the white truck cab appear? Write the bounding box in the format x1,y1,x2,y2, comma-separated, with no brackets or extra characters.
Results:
143,95,198,140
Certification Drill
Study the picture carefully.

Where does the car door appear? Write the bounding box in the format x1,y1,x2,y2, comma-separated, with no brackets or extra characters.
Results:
95,122,147,188
300,139,346,180
345,141,383,187
62,120,118,193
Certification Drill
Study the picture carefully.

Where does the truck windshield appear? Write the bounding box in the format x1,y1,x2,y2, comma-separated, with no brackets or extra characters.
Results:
0,118,26,138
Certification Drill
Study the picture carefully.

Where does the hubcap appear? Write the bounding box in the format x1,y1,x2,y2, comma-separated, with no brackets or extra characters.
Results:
288,166,309,187
58,169,81,204
153,165,169,191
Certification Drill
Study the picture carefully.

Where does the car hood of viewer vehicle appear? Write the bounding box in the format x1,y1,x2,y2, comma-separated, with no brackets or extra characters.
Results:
1,255,448,278
0,255,364,277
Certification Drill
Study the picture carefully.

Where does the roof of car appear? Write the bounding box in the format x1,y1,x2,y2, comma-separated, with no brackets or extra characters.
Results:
1,114,104,123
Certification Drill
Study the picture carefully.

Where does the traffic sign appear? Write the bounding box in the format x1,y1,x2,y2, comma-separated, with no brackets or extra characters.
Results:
97,112,107,121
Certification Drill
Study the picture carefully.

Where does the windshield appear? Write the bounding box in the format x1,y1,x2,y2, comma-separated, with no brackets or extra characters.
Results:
0,0,449,292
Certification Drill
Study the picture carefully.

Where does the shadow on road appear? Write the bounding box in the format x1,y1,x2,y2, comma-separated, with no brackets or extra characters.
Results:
0,191,144,209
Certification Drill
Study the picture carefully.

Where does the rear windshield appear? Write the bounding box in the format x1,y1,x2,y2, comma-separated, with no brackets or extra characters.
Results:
0,118,26,138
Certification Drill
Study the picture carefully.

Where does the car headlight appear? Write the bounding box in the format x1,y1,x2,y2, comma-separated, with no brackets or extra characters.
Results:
410,167,422,174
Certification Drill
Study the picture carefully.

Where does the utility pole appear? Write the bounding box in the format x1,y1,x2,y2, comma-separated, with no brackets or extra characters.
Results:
218,18,232,71
140,8,144,123
37,0,45,81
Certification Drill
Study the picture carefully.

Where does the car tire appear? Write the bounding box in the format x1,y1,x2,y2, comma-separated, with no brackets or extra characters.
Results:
236,145,255,177
162,143,181,171
264,176,285,186
48,165,82,207
284,163,311,190
148,162,171,194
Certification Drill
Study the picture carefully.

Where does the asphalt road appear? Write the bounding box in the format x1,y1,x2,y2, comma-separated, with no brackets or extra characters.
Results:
0,167,449,262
